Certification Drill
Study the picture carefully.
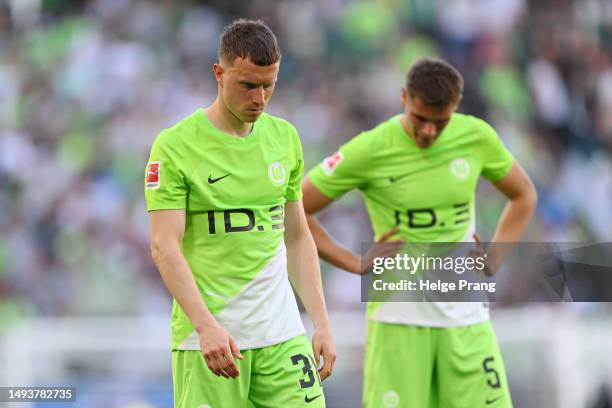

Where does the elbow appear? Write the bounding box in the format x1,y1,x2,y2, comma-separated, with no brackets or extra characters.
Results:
525,183,538,212
150,240,163,266
150,238,173,267
284,229,305,246
303,202,315,216
305,214,316,229
507,182,538,218
511,183,538,219
285,221,313,247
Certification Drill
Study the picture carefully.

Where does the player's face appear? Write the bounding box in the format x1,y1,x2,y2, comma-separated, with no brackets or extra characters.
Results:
401,90,457,148
215,57,279,123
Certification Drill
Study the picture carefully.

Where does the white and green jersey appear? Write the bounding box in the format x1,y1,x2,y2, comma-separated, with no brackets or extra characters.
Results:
145,109,306,350
308,113,514,327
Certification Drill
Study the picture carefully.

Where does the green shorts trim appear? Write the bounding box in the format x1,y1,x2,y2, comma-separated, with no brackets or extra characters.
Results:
364,320,512,408
172,334,325,408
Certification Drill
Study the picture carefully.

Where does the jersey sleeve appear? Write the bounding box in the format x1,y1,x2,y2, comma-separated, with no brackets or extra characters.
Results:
307,132,371,199
285,126,304,201
478,120,515,182
144,130,189,211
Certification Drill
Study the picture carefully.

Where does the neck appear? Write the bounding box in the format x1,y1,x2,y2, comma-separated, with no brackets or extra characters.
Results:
204,98,253,137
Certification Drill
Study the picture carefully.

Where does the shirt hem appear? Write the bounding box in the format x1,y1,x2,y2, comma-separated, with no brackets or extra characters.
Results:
285,194,303,201
147,205,187,211
173,328,306,351
369,314,490,328
307,174,343,200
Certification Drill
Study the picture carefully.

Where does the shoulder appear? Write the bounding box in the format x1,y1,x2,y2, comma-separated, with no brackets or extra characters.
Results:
349,114,401,151
258,113,302,154
154,110,201,148
259,112,299,137
364,115,399,137
453,113,498,138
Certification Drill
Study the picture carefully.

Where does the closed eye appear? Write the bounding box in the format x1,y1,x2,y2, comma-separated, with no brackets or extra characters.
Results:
412,112,449,126
239,81,274,90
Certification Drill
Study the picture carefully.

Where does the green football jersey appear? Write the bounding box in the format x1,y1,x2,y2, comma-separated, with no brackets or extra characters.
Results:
308,113,514,327
145,109,306,350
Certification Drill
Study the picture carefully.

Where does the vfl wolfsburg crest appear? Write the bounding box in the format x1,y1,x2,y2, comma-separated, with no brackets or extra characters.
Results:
382,390,400,408
268,161,287,186
450,158,470,180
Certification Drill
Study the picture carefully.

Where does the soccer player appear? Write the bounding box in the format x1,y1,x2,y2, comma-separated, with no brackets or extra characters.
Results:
303,58,537,407
145,19,335,408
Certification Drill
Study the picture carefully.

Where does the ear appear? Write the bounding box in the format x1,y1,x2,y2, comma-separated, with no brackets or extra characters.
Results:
212,63,224,86
401,87,409,106
454,93,463,108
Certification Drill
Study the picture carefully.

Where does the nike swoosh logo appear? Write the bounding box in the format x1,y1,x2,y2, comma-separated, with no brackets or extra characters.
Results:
208,174,231,184
389,174,410,183
304,394,322,403
485,396,502,405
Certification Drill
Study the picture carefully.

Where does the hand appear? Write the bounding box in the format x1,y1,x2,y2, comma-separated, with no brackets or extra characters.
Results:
199,323,244,379
360,228,405,275
469,233,502,276
312,327,336,381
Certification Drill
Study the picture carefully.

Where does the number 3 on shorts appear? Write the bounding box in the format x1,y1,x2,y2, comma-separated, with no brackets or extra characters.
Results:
291,354,322,389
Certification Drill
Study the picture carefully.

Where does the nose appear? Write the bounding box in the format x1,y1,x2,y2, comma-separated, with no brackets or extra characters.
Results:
253,86,265,106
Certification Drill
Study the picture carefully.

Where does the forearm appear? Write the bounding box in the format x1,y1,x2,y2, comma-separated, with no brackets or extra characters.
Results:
492,193,537,243
483,194,537,275
152,244,218,333
306,215,361,273
286,231,331,330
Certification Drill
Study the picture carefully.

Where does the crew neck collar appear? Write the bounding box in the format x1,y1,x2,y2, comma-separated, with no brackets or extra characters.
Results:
199,108,261,144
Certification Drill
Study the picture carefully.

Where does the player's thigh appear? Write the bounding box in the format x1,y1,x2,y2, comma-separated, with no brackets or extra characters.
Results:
364,321,435,408
249,335,325,408
435,321,512,408
172,350,251,408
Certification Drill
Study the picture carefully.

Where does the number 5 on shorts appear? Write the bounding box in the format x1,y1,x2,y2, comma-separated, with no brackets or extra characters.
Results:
483,356,501,389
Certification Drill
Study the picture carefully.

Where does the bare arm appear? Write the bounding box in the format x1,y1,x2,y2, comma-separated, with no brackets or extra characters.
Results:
480,162,538,274
302,177,404,274
284,199,336,380
149,209,243,378
491,161,538,243
302,178,362,273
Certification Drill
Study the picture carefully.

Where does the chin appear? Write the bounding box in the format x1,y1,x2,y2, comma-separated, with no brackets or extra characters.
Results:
242,111,262,123
416,136,437,148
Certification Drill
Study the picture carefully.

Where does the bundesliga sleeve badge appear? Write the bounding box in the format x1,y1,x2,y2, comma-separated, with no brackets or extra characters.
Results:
322,151,344,176
146,161,160,189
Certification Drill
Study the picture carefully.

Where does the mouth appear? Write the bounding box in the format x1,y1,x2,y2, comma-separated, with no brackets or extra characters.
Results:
418,138,433,146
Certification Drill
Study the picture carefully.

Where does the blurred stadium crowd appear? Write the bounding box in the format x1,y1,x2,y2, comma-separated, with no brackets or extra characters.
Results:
0,0,611,322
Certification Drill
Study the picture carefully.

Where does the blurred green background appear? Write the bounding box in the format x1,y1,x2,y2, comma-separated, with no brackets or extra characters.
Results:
1,0,611,407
